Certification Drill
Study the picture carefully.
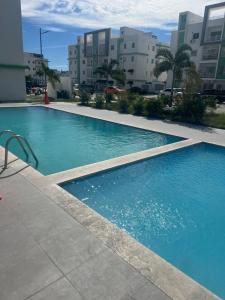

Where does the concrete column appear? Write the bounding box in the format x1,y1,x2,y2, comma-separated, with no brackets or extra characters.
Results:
0,0,26,102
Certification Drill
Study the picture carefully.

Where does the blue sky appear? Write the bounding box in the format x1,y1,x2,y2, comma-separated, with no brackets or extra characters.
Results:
21,0,221,70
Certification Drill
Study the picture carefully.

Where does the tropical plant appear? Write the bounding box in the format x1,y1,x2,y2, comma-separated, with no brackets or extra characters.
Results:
154,44,192,105
183,63,202,95
79,90,91,106
117,96,129,113
94,95,105,109
94,59,126,86
131,97,145,116
144,98,164,118
37,63,60,89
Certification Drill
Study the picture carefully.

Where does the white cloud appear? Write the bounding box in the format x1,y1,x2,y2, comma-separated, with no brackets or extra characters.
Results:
21,0,223,31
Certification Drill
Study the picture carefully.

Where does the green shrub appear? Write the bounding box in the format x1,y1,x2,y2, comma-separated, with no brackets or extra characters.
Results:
175,95,207,123
79,90,91,106
131,97,144,115
105,93,113,104
94,95,104,109
117,98,129,113
202,96,217,109
158,95,170,106
144,98,163,117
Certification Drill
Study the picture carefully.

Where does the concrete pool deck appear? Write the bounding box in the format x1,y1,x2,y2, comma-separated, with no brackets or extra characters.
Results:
0,102,224,299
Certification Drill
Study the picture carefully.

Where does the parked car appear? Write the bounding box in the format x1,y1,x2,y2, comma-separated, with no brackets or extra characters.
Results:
127,86,143,94
104,86,126,94
201,89,225,103
160,88,183,97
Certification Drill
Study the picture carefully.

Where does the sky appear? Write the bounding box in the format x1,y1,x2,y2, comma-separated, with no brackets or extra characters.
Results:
21,0,222,70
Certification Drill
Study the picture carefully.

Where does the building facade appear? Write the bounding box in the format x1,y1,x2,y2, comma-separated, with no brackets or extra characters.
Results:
68,27,168,92
0,0,26,101
24,52,48,86
168,2,225,90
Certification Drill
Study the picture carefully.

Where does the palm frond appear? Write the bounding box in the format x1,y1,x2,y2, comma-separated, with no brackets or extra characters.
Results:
154,61,173,78
111,69,126,85
155,49,174,63
176,44,192,56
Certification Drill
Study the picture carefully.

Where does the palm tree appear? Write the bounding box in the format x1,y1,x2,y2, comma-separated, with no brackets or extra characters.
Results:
183,63,202,95
94,59,126,86
154,44,192,105
36,63,60,89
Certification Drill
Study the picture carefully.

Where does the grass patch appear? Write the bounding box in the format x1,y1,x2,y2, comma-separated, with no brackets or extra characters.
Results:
203,113,225,129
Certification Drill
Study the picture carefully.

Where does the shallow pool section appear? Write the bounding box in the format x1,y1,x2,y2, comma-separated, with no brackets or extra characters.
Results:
62,143,225,298
0,106,181,175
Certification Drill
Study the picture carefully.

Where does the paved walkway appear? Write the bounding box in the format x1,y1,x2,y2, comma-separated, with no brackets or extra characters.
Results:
0,163,169,300
0,102,223,299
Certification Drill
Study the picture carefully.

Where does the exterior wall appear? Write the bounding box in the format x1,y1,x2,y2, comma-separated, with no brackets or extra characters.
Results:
0,0,26,101
47,76,72,99
168,4,225,90
68,27,168,91
24,52,48,86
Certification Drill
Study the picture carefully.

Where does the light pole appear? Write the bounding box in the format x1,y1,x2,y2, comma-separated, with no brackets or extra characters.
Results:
39,28,50,56
39,28,50,104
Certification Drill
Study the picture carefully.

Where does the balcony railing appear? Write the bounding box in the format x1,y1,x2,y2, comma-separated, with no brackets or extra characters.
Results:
202,53,219,60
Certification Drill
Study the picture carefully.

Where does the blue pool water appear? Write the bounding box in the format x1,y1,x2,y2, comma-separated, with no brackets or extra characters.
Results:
63,143,225,298
0,107,181,175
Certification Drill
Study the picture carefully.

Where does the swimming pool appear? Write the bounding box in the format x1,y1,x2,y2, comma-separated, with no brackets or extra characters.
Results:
0,106,181,175
62,143,225,298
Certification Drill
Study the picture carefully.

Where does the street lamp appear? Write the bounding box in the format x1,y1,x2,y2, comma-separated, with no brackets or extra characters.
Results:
39,28,50,56
39,28,50,104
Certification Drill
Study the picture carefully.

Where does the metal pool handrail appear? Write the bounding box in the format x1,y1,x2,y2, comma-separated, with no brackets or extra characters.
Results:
0,130,29,162
0,130,39,170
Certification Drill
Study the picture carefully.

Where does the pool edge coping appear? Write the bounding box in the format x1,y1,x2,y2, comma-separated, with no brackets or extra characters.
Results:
0,142,220,300
0,103,221,299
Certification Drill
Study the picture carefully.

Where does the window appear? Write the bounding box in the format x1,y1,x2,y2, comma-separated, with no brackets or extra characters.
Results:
191,50,198,56
151,59,154,64
131,56,134,62
221,47,225,57
28,60,30,64
152,46,155,51
83,70,85,75
193,33,199,39
124,43,127,49
132,42,135,48
111,45,115,50
83,60,85,64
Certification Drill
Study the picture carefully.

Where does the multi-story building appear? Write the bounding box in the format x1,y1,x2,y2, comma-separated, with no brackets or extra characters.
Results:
68,27,168,92
24,52,48,86
0,0,26,101
168,2,225,90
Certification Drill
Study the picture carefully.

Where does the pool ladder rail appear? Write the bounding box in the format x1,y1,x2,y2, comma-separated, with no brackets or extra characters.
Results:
0,130,39,171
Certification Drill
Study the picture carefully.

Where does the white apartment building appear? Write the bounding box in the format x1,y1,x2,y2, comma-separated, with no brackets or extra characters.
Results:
0,0,26,101
168,2,225,90
68,27,168,92
24,52,48,86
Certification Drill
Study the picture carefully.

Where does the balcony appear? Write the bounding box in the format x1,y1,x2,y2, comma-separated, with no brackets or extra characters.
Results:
199,63,216,78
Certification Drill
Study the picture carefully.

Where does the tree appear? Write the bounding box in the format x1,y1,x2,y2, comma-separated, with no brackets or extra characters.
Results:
154,44,192,105
94,59,126,86
183,63,202,95
36,63,60,89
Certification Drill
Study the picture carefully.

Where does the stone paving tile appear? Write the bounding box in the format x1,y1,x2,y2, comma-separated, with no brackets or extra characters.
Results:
123,282,170,300
0,222,36,271
67,248,167,300
39,226,106,274
28,277,84,300
0,244,62,300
